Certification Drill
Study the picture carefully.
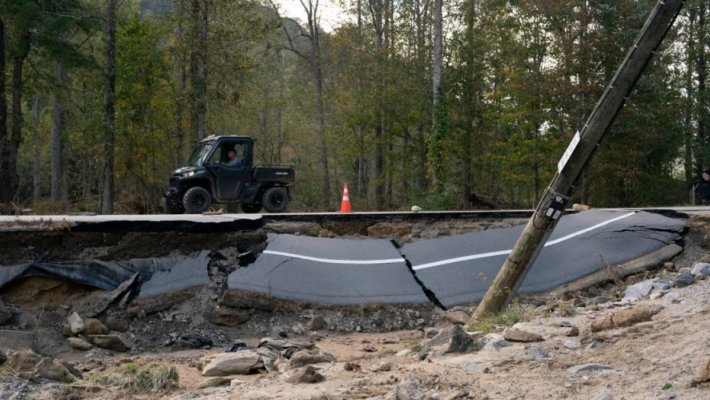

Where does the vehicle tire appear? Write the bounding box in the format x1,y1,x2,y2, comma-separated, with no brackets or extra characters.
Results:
163,196,185,214
241,203,263,213
183,186,212,213
262,187,288,213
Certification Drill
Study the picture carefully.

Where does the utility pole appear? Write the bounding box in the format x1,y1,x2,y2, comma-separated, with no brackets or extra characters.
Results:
471,0,686,321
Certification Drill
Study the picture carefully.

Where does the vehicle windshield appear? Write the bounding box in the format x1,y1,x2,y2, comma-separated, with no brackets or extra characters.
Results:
184,142,212,167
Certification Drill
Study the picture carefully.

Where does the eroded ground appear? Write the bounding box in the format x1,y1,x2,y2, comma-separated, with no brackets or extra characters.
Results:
1,213,710,399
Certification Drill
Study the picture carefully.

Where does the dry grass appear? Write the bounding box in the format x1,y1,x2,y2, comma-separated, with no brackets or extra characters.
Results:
466,303,537,334
88,361,179,394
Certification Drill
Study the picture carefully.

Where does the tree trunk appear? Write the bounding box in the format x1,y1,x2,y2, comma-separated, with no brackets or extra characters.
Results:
32,95,41,203
102,0,117,214
4,32,31,204
372,0,385,210
51,62,64,202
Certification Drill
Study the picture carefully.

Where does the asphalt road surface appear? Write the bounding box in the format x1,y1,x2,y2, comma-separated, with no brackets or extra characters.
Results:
227,210,686,307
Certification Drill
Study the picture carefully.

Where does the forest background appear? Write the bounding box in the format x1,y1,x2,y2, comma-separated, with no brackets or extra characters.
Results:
0,0,707,214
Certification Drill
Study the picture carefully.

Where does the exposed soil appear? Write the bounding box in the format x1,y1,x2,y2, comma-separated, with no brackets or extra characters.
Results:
1,212,710,400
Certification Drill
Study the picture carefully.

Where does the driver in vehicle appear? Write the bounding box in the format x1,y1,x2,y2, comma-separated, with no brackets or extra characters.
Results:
226,148,241,167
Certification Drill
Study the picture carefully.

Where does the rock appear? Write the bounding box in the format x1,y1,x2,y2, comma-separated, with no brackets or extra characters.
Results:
289,349,336,368
307,315,325,331
34,357,75,383
445,310,470,325
88,335,132,352
612,307,655,328
460,361,489,373
568,363,612,375
230,379,245,387
566,326,580,337
424,327,439,338
0,350,5,366
6,349,42,372
173,334,213,350
689,357,710,387
285,365,324,384
671,272,694,288
105,315,129,332
396,374,425,400
482,337,511,351
563,340,580,350
586,341,602,350
226,340,249,353
203,303,249,327
67,337,93,351
83,319,109,335
62,323,73,337
73,273,140,317
344,362,361,371
18,313,37,331
594,393,614,400
591,307,655,332
67,312,86,335
59,360,83,379
201,352,263,376
691,262,710,278
591,316,614,332
370,361,392,372
0,297,11,325
420,325,474,357
527,347,548,359
623,279,654,300
572,203,591,211
197,376,231,389
503,328,543,343
664,292,682,303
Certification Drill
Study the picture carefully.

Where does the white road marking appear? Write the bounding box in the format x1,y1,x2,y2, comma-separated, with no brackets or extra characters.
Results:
261,211,638,270
262,250,403,265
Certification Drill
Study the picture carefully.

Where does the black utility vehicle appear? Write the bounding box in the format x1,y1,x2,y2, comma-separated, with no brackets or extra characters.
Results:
163,135,295,214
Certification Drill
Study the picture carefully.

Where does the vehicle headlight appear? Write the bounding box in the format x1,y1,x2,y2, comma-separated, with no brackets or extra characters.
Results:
182,171,195,178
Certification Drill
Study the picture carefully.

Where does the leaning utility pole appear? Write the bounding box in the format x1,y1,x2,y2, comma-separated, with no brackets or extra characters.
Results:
471,0,686,321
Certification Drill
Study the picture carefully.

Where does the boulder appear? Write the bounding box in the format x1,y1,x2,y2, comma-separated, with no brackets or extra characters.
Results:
35,357,75,383
0,298,11,325
288,349,336,368
73,273,140,317
88,335,132,352
68,337,93,351
201,352,263,376
67,312,85,335
445,310,470,325
689,357,710,387
503,328,543,343
104,315,129,332
307,315,325,331
285,365,324,384
84,319,109,335
0,349,6,366
420,325,474,358
691,263,710,278
5,349,42,372
396,374,425,400
623,279,654,300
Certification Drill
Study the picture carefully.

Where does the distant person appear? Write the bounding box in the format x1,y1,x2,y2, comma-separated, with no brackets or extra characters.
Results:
701,165,710,205
226,149,241,167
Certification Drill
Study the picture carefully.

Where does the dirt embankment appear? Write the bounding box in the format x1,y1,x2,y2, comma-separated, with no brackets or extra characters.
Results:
0,212,709,399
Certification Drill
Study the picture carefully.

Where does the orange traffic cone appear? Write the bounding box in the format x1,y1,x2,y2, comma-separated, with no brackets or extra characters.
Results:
339,184,352,213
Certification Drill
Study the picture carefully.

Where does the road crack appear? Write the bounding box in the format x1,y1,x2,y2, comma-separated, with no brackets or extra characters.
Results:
390,240,447,310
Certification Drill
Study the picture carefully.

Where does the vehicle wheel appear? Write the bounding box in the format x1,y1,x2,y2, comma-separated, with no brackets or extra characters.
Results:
163,196,185,214
183,186,212,213
262,187,288,213
241,203,263,213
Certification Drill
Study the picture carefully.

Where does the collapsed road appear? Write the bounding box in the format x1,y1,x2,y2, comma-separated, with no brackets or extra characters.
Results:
0,209,687,311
